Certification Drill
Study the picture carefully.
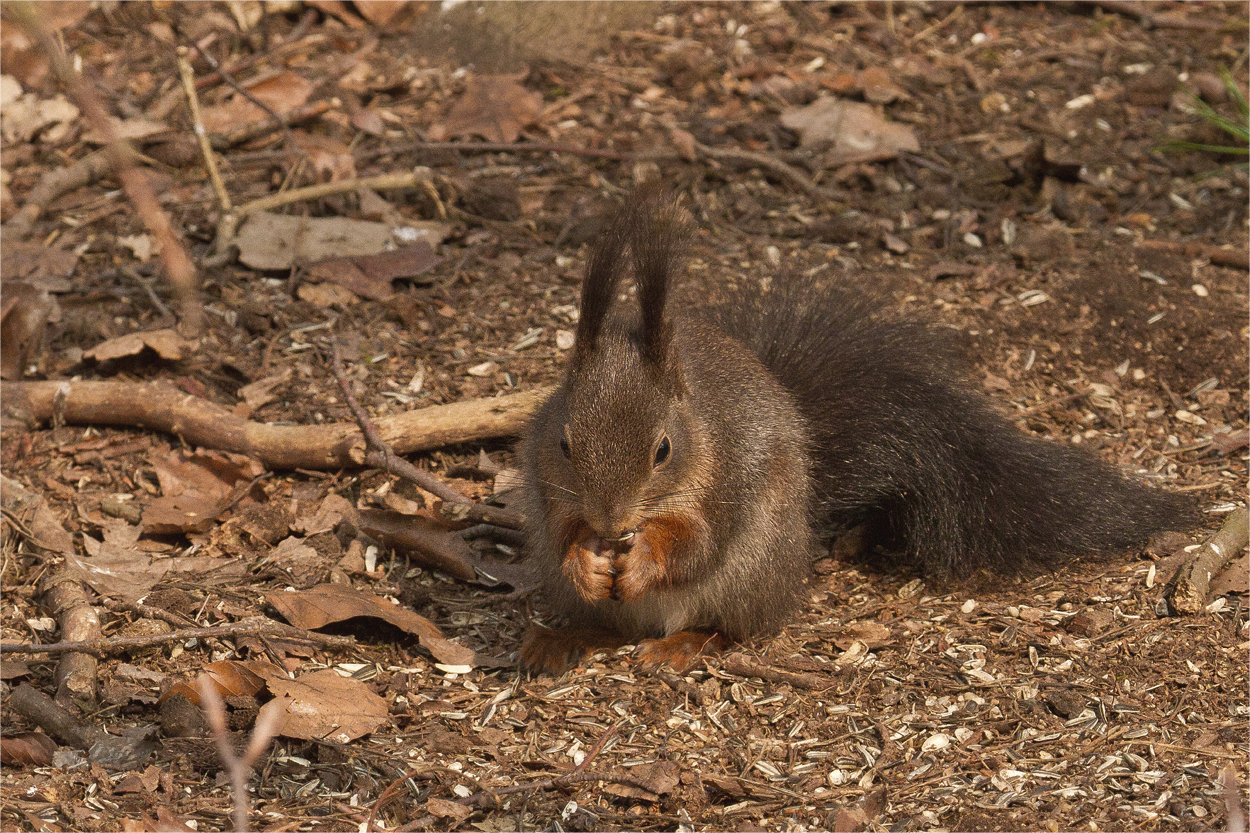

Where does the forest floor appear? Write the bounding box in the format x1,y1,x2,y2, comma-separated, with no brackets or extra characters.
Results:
1,2,1247,831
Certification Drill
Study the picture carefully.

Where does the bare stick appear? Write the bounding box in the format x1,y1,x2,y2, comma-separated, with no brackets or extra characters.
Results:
199,679,284,833
694,140,846,202
386,767,665,831
441,502,526,531
4,380,550,471
0,618,358,657
7,149,112,240
214,100,333,149
212,169,438,259
39,568,101,704
720,652,839,690
236,169,434,216
9,2,204,336
1166,505,1249,614
177,48,232,213
358,139,644,165
331,341,468,505
1136,239,1250,271
7,683,107,750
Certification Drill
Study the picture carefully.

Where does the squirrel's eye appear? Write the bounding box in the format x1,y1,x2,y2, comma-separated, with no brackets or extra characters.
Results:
653,435,671,467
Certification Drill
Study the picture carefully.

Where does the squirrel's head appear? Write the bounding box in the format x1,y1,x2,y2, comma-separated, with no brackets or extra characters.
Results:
534,189,703,539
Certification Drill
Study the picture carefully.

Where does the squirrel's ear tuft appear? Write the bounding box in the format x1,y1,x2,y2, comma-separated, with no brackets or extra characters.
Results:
628,186,690,370
573,206,630,363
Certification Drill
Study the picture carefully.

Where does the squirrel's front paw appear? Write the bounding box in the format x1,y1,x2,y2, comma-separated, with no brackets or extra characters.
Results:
611,531,667,603
562,540,616,602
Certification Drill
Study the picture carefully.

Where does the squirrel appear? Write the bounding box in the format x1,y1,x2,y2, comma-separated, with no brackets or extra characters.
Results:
517,189,1196,675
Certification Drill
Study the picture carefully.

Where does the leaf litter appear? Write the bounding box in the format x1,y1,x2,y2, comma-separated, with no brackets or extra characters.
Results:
0,2,1246,832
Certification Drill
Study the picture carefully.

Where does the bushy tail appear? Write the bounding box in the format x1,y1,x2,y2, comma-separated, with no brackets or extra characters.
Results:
709,278,1196,579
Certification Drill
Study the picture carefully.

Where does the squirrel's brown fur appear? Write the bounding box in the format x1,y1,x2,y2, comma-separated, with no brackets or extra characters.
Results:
518,190,1196,674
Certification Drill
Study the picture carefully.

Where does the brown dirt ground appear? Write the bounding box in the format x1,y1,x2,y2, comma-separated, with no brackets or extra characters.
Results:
2,2,1247,832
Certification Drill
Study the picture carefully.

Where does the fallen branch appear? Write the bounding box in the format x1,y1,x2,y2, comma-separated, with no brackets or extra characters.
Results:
39,567,101,704
3,380,550,471
1,474,100,702
1136,239,1250,271
7,148,112,240
0,618,358,657
720,652,838,690
7,682,107,750
695,140,848,203
1165,505,1249,614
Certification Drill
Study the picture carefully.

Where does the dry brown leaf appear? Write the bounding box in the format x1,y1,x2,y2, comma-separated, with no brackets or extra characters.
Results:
291,493,353,537
84,329,195,363
266,583,476,666
238,369,292,411
1208,552,1250,598
297,281,360,308
835,785,887,832
354,0,418,27
236,211,394,270
858,66,908,104
141,493,222,535
289,131,356,182
434,73,543,143
831,622,892,650
0,85,78,144
304,0,367,28
427,797,473,822
267,668,386,742
303,241,442,301
604,761,679,801
160,659,280,706
82,116,168,145
117,234,159,262
200,72,313,134
2,240,80,286
350,106,387,136
1,732,56,767
780,97,919,162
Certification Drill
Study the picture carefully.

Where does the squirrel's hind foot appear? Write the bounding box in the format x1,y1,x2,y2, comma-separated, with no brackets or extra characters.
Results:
634,630,726,672
518,625,627,676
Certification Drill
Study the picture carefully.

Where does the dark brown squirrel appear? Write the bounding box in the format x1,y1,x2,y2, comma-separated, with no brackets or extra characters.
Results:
517,190,1196,675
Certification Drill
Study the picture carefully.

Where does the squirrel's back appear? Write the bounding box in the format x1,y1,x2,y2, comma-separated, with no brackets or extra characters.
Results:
705,277,1196,579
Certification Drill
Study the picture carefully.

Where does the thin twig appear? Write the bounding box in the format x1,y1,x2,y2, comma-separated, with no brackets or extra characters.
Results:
177,48,232,213
183,36,298,149
0,619,357,656
213,100,333,150
330,340,470,505
1165,505,1249,614
695,140,848,202
237,169,434,216
358,139,645,165
199,679,284,833
7,149,112,240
